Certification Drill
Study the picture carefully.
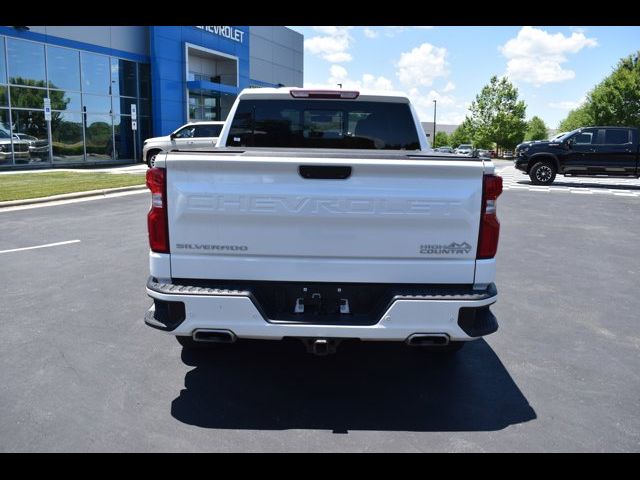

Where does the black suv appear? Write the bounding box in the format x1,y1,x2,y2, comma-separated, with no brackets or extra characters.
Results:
514,126,639,185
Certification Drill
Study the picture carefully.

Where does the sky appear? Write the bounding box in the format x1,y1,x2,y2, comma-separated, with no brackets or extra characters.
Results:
288,26,640,130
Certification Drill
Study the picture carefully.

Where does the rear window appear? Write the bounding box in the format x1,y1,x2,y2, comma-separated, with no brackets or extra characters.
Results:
604,129,630,145
226,99,420,150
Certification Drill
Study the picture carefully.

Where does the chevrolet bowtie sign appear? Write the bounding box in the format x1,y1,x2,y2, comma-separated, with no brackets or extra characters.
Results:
195,26,245,44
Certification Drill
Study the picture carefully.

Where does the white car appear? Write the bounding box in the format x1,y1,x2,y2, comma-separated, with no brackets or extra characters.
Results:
455,144,474,156
142,121,225,167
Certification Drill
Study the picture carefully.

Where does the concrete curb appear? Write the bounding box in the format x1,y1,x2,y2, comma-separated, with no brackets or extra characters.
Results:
0,185,148,208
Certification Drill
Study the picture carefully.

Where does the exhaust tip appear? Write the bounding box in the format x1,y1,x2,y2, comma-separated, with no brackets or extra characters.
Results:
406,333,450,347
192,329,236,343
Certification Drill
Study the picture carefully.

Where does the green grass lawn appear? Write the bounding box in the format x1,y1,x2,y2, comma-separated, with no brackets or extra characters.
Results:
0,172,146,202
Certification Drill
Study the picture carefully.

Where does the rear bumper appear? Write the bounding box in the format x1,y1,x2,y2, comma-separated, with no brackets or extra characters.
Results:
145,277,498,342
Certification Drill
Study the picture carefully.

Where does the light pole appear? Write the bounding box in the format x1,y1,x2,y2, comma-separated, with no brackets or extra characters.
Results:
432,100,437,147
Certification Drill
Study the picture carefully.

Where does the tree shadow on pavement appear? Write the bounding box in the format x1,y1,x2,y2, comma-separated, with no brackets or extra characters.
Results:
171,338,536,433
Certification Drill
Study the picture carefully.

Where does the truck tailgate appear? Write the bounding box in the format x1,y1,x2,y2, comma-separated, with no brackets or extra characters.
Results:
165,153,486,284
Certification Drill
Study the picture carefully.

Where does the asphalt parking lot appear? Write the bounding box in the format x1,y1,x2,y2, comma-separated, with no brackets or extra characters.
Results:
0,170,639,452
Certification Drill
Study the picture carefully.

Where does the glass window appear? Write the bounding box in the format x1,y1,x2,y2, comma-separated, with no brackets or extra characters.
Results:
0,86,7,107
0,109,13,165
139,99,151,117
194,123,223,137
111,96,137,116
7,38,46,86
138,116,152,146
82,94,111,113
604,129,630,145
174,125,195,138
10,86,47,109
110,58,137,97
46,46,80,91
113,115,135,160
226,99,421,150
85,114,113,160
573,130,597,145
51,112,84,163
0,37,6,84
11,110,49,163
81,52,110,95
50,90,81,112
138,63,151,98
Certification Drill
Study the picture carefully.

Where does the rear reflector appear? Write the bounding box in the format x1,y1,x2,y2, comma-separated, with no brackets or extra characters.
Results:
290,89,359,99
146,167,169,253
477,174,503,259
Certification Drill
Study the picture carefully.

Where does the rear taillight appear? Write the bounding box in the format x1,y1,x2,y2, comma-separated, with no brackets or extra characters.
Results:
477,174,503,259
146,167,169,253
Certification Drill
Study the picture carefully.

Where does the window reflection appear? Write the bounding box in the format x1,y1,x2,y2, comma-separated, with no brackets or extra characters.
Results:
10,86,48,109
11,110,49,163
111,96,136,116
50,90,81,112
0,34,151,166
81,52,110,95
113,115,136,160
82,94,111,113
52,112,84,163
138,63,150,98
47,46,80,91
0,109,16,165
7,38,46,85
85,114,113,160
110,58,137,97
0,37,6,84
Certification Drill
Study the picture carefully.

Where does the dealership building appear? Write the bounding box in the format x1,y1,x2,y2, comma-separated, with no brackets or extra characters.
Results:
0,26,303,168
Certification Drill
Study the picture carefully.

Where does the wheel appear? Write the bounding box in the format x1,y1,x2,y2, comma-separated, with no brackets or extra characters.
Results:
529,160,556,185
146,149,161,168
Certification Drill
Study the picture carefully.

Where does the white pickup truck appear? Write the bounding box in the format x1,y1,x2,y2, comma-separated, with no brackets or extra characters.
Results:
144,87,503,355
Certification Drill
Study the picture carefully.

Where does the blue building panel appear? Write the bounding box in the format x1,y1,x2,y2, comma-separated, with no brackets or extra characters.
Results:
150,26,250,137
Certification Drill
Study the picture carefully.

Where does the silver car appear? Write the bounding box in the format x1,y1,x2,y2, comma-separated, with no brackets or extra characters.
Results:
142,121,225,167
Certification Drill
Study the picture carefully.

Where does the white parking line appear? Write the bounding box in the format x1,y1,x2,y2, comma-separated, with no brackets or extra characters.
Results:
0,239,81,254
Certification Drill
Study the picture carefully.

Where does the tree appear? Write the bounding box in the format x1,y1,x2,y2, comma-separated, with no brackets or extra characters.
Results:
468,75,527,151
587,51,640,127
525,116,548,141
558,51,640,131
449,117,473,148
558,105,593,132
433,131,450,147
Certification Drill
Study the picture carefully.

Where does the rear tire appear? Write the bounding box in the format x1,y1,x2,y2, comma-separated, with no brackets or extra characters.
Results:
529,160,556,185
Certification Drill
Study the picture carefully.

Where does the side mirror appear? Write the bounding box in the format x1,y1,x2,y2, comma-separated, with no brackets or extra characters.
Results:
169,132,176,140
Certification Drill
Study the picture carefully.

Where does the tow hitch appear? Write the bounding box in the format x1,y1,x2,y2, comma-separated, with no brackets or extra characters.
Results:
300,338,343,355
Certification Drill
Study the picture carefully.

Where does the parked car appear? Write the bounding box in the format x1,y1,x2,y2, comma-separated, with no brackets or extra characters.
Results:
0,130,31,164
14,133,49,161
434,146,454,153
514,126,640,185
144,87,503,356
142,121,225,167
502,150,514,159
455,144,474,156
477,149,491,158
